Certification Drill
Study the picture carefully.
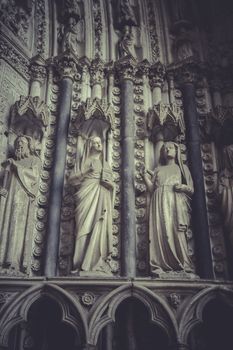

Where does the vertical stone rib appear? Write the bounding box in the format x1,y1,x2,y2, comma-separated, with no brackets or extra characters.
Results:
180,66,214,279
118,59,136,277
44,52,76,277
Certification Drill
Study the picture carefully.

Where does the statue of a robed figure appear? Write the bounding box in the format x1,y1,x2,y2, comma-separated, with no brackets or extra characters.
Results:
69,136,115,275
142,142,195,276
0,136,41,273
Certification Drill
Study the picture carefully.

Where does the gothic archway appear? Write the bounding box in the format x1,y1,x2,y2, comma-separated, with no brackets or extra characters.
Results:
0,283,87,349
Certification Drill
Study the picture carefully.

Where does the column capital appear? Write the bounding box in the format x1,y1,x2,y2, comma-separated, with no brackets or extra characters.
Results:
168,59,201,86
115,55,137,82
29,55,47,84
137,59,151,77
149,61,166,89
53,50,78,81
90,56,105,87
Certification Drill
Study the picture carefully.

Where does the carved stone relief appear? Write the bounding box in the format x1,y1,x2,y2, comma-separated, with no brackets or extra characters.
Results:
0,0,33,48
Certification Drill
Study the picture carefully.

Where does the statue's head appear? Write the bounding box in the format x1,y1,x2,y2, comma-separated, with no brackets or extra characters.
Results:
14,136,30,160
90,136,103,153
160,142,177,164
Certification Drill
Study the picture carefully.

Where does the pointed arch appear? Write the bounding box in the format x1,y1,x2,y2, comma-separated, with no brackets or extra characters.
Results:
179,286,233,344
88,283,178,346
0,283,88,347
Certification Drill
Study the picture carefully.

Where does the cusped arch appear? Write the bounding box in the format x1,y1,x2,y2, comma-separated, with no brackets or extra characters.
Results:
0,283,88,347
179,286,233,344
74,98,115,131
88,283,178,346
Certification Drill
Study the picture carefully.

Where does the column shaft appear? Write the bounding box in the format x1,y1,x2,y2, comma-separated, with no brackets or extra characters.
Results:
44,77,73,277
121,78,136,277
182,82,214,278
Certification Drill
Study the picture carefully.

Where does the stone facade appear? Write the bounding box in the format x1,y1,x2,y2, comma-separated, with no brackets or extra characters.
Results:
0,0,233,349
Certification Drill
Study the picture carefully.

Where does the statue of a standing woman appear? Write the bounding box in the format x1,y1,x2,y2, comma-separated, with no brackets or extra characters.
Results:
70,136,115,275
142,142,194,276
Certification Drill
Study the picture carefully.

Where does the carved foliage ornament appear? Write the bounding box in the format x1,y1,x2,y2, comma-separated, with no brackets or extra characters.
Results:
149,62,166,88
115,55,137,81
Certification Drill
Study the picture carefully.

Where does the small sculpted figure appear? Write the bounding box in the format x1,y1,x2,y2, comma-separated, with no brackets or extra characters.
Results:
0,136,41,272
70,136,115,275
142,142,194,276
119,25,136,59
60,15,84,56
218,144,233,247
175,26,193,61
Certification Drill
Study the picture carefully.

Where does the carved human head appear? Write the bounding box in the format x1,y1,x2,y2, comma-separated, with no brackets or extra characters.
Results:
14,136,30,160
90,136,103,153
160,142,177,163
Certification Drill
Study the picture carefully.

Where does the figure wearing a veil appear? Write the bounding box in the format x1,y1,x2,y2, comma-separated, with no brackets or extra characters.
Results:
69,136,115,275
142,142,194,275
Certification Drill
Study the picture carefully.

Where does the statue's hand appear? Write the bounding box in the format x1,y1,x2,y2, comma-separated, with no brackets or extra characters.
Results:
2,158,16,169
173,183,184,192
174,184,193,195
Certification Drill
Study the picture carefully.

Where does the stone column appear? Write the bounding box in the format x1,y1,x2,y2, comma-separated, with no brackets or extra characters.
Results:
80,64,89,102
116,58,136,277
29,55,47,98
210,77,222,107
107,63,115,104
149,62,165,105
90,58,104,100
168,72,176,104
177,63,214,279
44,52,77,277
